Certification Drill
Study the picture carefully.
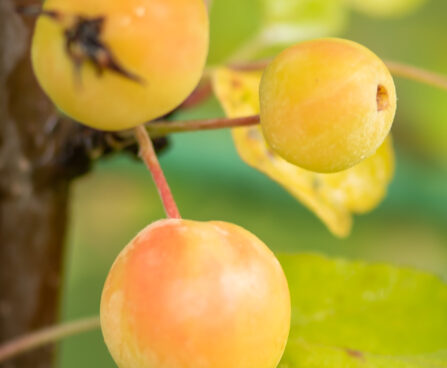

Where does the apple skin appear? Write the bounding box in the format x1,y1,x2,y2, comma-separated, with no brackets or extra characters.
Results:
32,0,209,131
260,38,396,173
100,219,290,368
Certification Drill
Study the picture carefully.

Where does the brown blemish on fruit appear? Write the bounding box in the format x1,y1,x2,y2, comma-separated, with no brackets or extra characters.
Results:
345,348,364,360
376,84,389,111
231,78,242,89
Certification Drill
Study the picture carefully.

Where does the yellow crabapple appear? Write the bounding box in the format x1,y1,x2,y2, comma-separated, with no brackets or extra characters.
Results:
259,38,396,173
100,219,291,368
31,0,209,131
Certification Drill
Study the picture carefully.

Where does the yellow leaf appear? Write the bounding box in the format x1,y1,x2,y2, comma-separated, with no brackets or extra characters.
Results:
212,67,395,237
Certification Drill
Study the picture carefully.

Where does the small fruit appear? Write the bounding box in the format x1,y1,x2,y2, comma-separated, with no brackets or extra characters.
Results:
259,38,396,173
100,219,290,368
31,0,209,131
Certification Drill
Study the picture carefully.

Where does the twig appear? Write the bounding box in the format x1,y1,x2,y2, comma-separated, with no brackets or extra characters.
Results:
228,59,270,71
227,59,447,92
135,125,181,219
385,61,447,91
0,317,100,364
147,115,260,136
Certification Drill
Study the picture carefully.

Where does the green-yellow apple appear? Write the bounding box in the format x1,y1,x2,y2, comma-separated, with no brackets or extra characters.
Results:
100,219,290,368
260,38,396,173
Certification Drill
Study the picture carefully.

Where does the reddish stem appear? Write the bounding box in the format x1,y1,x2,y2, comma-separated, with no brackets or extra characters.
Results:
386,61,447,91
148,115,260,136
227,59,447,92
228,59,270,71
135,125,181,219
0,317,100,364
180,80,213,109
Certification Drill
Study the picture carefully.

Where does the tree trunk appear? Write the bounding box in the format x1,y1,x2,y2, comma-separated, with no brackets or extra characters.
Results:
0,1,72,367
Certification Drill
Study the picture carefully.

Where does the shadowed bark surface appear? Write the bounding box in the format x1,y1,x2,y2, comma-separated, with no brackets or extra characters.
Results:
0,1,75,367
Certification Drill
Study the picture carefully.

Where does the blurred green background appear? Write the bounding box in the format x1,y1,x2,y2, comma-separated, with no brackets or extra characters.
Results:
58,0,447,366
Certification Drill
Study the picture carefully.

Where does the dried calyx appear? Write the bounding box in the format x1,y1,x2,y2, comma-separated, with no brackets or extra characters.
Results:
18,5,143,83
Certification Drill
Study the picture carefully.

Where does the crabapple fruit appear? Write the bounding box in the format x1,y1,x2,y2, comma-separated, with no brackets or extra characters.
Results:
259,38,396,173
31,0,209,131
100,219,291,368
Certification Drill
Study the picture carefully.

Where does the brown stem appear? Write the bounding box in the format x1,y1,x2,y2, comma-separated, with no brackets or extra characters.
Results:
147,115,260,136
228,59,270,71
135,125,181,219
0,317,100,364
385,61,447,91
227,59,447,92
179,79,213,109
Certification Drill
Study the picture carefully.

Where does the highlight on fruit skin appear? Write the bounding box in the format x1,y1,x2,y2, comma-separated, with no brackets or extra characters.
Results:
259,38,397,174
100,219,291,368
31,0,209,131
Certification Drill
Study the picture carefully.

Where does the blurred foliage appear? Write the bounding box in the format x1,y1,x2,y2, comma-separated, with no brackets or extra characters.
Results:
208,0,263,64
345,0,429,18
208,0,346,62
58,0,447,367
279,254,447,367
208,0,429,63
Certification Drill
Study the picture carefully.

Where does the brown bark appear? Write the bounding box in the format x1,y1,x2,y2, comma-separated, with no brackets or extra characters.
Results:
0,1,73,367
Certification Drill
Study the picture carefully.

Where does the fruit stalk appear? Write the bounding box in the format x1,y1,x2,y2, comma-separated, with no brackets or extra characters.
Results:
386,61,447,91
228,59,447,92
0,317,100,364
147,115,260,136
135,125,181,219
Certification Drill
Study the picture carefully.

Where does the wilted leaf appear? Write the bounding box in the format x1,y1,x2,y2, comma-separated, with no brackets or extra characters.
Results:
212,67,395,237
277,253,447,367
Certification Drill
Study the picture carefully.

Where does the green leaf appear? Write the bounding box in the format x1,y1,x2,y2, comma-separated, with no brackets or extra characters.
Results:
208,0,263,65
232,0,348,61
207,0,347,64
345,0,429,18
280,340,447,368
278,254,447,367
260,0,347,44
